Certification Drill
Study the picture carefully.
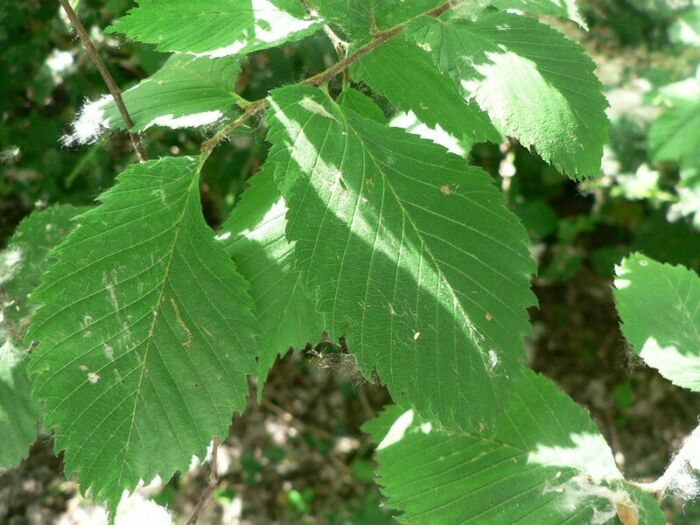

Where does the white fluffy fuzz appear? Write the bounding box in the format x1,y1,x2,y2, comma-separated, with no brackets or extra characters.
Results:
61,95,111,146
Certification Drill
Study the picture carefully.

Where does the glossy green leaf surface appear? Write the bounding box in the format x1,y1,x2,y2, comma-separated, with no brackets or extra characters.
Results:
1,206,83,336
649,73,700,168
337,87,386,123
103,54,244,133
313,0,445,40
0,342,38,469
488,0,585,27
353,37,500,148
408,11,609,179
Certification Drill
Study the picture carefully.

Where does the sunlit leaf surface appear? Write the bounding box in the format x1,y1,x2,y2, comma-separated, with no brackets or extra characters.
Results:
408,12,608,179
108,0,321,57
615,253,700,392
267,85,536,433
366,369,664,524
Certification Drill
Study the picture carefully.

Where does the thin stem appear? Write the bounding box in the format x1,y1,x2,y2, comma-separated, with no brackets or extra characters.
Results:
635,422,700,498
301,0,459,88
301,25,402,87
201,100,267,153
200,0,453,154
198,25,392,154
425,1,454,18
186,438,220,525
57,0,147,162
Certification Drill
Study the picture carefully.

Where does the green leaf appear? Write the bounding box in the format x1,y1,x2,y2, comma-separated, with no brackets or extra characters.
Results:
614,253,700,392
267,85,536,432
1,206,83,338
669,7,700,47
0,206,81,469
313,0,445,40
108,0,321,57
486,0,586,27
0,342,38,468
217,164,323,388
66,55,245,145
337,87,386,123
105,55,244,133
27,157,258,510
352,37,501,147
649,73,700,167
365,369,663,525
408,12,609,179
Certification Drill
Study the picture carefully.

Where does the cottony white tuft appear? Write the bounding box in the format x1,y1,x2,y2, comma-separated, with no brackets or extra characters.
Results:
61,95,111,146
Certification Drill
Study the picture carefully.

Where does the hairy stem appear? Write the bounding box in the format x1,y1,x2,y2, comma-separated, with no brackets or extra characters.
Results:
635,422,700,498
57,0,147,162
200,0,453,153
301,25,402,87
201,100,267,153
186,438,220,525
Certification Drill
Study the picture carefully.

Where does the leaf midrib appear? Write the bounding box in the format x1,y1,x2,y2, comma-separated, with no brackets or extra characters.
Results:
323,100,504,427
334,97,496,372
117,169,199,485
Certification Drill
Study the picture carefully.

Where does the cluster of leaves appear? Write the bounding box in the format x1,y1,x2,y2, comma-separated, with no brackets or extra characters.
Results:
1,1,700,523
592,0,700,230
506,0,700,288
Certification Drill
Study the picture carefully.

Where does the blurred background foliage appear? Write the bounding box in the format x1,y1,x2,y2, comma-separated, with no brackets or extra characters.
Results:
1,0,700,523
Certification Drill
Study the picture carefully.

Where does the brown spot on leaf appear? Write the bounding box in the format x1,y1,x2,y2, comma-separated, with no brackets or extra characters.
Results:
171,297,193,347
616,501,639,525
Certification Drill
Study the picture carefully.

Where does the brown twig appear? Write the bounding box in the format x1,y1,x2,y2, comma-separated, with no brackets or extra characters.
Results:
302,25,403,86
200,100,267,153
426,1,454,18
186,438,220,525
199,28,400,154
57,0,147,162
200,0,453,154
